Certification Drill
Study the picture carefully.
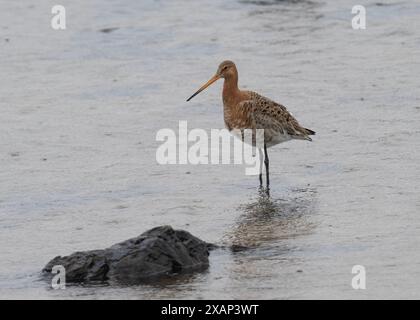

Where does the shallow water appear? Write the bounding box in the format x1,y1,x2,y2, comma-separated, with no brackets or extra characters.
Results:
1,0,420,299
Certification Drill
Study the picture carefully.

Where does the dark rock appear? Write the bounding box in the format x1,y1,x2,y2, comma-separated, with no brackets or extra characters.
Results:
43,226,211,284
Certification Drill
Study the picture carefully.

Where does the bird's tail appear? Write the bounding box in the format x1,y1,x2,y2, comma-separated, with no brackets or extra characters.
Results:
293,127,316,141
302,128,315,141
304,128,316,136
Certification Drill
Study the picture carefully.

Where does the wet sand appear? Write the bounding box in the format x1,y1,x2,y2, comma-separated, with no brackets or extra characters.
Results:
1,0,420,299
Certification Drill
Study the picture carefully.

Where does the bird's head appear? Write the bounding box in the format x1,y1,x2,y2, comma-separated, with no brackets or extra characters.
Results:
216,60,236,79
187,60,237,102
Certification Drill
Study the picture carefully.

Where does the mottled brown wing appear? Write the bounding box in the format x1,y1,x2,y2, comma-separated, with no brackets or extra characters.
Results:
239,92,313,141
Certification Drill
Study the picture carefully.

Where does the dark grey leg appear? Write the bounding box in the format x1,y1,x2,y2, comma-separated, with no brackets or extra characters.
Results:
258,148,263,186
264,143,269,188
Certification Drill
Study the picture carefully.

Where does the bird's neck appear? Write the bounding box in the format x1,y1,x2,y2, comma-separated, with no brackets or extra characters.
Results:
222,74,244,131
222,74,240,105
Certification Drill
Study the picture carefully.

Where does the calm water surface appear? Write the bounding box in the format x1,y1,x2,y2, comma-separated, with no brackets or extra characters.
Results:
0,0,420,299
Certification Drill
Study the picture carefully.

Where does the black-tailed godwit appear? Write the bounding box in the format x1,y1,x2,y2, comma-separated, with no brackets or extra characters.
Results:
187,60,315,189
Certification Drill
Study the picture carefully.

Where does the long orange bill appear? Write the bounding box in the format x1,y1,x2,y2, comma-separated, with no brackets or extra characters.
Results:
186,74,220,101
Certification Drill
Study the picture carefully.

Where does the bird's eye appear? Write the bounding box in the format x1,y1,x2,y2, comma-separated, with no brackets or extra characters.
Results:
223,66,228,71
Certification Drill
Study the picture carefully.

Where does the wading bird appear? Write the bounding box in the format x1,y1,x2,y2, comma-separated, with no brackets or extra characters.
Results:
187,60,315,189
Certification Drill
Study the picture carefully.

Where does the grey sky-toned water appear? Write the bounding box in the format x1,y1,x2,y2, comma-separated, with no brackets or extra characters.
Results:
0,0,420,299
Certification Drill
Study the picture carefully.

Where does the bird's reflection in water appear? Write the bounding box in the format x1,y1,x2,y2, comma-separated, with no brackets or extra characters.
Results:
226,186,317,250
222,187,318,291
